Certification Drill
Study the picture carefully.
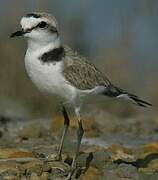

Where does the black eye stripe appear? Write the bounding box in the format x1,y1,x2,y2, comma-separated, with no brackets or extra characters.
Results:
37,21,48,28
25,22,58,33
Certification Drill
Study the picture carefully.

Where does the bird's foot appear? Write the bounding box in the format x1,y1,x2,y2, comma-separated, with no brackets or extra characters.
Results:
65,167,76,180
64,161,78,180
46,153,62,162
65,152,94,179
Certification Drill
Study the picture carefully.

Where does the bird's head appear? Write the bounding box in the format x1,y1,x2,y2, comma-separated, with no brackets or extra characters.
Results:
10,12,60,45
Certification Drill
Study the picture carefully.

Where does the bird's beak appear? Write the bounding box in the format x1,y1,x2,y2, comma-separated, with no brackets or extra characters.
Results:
10,29,25,38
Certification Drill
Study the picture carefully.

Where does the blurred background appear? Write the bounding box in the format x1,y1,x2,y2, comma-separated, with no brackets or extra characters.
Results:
0,0,157,119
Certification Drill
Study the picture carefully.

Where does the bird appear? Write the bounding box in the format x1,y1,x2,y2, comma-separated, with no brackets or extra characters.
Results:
10,12,152,179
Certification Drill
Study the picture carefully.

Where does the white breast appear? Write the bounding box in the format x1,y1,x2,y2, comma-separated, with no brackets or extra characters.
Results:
25,50,77,102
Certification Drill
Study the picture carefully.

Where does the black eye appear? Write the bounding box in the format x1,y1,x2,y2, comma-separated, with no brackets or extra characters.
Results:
38,21,47,28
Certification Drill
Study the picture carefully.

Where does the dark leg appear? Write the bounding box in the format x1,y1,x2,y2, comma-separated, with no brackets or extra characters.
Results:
71,120,84,168
66,107,84,179
56,105,70,160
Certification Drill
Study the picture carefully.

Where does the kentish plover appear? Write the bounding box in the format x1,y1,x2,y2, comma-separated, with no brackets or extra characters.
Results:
10,12,152,179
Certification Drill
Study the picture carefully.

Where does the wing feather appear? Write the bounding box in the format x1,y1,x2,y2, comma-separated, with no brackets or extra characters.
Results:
63,46,111,90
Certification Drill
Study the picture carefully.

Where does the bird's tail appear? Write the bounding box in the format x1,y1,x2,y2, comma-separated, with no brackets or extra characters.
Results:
104,85,152,107
117,91,152,107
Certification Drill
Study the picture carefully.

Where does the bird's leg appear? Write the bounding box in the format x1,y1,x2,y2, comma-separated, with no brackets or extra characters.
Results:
58,105,70,159
71,119,84,168
66,107,84,179
52,105,70,161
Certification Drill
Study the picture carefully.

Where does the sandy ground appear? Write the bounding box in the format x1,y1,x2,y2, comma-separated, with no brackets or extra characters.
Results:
0,109,157,179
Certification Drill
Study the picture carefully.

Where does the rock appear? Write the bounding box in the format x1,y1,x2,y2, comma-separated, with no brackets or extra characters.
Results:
78,149,109,171
91,150,110,170
47,161,70,179
1,106,158,179
30,173,40,180
0,162,20,179
20,177,27,180
31,144,58,159
22,160,43,176
77,153,90,168
138,172,158,180
8,151,34,158
139,159,158,173
0,176,20,180
40,172,49,180
48,153,69,162
80,166,102,180
42,162,51,172
48,161,70,173
103,163,139,180
147,159,158,171
107,144,135,162
0,148,23,159
141,142,158,157
0,148,36,165
116,163,139,178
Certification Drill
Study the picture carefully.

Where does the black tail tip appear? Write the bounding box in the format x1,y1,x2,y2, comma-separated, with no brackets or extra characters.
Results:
129,95,153,108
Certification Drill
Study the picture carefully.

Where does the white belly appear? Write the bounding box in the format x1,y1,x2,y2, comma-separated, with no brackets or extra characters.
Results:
25,51,77,102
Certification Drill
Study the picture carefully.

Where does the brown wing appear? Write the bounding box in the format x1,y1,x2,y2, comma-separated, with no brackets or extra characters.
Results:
63,46,111,90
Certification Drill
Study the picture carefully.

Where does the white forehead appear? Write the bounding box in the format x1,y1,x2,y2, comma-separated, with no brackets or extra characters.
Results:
20,16,57,30
20,17,40,29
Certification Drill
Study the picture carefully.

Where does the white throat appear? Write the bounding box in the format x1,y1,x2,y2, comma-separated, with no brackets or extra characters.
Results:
24,34,77,102
27,36,61,56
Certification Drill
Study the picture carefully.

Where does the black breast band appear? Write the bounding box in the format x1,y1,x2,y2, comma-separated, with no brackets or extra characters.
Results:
39,47,65,63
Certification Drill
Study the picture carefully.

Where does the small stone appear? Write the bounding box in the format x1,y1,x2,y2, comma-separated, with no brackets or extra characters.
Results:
0,162,19,174
30,173,40,180
107,144,135,162
40,172,49,180
20,177,27,180
0,163,20,180
103,163,139,180
139,159,158,173
77,153,89,168
0,148,22,159
47,153,62,161
138,172,158,180
147,159,158,171
42,162,51,172
77,150,109,171
80,166,102,180
22,160,43,176
8,151,34,158
48,161,70,172
139,142,158,159
116,163,138,178
91,150,110,170
1,176,20,180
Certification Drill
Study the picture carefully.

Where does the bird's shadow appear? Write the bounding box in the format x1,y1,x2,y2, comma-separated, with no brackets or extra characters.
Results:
114,153,158,168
